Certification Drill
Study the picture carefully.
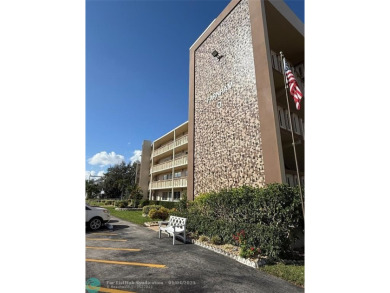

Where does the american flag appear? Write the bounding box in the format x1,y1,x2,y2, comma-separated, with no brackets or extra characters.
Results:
284,61,303,110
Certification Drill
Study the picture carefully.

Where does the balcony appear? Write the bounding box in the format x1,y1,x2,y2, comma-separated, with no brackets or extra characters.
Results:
173,155,187,167
151,160,173,173
150,156,188,174
153,141,174,157
175,135,188,147
149,177,187,190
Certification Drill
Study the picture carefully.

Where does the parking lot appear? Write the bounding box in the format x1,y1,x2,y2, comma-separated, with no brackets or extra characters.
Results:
86,216,303,293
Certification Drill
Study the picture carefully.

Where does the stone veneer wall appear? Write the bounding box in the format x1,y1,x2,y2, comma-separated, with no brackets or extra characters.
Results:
193,0,265,196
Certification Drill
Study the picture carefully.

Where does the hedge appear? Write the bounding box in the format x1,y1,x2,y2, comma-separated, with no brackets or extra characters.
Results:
149,201,177,209
142,205,162,215
171,184,304,259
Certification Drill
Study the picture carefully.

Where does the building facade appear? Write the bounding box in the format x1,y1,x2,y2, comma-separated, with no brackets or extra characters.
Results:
139,0,304,202
139,122,188,202
187,0,304,200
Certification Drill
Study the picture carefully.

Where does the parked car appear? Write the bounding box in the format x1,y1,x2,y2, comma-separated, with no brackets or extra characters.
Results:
86,204,110,230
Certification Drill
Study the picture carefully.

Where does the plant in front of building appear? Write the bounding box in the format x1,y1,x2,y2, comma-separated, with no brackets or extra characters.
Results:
210,235,222,245
138,199,150,208
198,235,209,242
148,207,169,220
171,184,304,260
142,205,162,216
115,200,128,208
176,198,188,212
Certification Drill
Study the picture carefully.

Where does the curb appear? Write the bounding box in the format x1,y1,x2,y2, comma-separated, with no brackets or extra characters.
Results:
191,239,268,269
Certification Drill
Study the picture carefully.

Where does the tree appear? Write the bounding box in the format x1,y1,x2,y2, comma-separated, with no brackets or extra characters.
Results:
128,185,143,207
85,179,101,199
101,162,139,199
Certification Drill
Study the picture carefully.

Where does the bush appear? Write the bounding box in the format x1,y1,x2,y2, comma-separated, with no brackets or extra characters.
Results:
199,235,209,242
138,199,150,208
148,200,178,209
142,205,162,215
148,207,169,220
171,184,304,259
159,201,177,209
211,235,222,245
176,199,187,212
116,200,128,208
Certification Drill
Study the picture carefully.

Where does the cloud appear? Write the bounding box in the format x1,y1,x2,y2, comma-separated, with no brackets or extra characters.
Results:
88,151,125,167
130,150,142,164
85,170,106,181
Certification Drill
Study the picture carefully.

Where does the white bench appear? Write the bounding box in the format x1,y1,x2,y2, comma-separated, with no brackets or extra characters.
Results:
158,216,187,245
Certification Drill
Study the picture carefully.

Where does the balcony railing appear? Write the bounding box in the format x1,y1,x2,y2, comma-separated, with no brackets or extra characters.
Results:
174,155,187,167
150,156,188,174
173,178,187,187
152,135,188,157
153,141,174,157
149,177,187,190
151,160,173,173
175,135,188,147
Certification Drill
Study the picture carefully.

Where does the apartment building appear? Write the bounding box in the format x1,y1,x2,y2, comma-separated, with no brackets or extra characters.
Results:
139,0,304,201
139,122,188,202
187,0,304,199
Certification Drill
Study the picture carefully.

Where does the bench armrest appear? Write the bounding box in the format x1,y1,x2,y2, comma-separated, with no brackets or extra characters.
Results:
158,221,169,227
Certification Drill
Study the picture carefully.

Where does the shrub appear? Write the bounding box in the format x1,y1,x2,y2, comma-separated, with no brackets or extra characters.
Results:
116,200,128,208
142,205,162,215
148,200,178,209
198,235,209,242
188,231,199,240
148,207,169,220
176,199,187,212
170,184,304,259
159,201,176,209
138,199,150,208
211,235,222,245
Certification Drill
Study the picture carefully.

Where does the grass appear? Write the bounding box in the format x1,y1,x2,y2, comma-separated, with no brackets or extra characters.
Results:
106,207,151,225
259,263,304,287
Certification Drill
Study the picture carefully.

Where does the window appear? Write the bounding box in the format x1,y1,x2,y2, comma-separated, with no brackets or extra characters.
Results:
162,191,172,201
162,173,172,180
174,191,180,200
292,114,301,134
294,175,299,186
286,174,294,187
300,118,304,138
162,192,168,200
286,176,291,187
174,171,181,178
284,110,291,130
278,107,286,129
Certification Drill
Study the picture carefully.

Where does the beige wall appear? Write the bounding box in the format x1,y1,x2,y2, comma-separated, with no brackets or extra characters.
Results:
192,0,266,197
139,140,152,199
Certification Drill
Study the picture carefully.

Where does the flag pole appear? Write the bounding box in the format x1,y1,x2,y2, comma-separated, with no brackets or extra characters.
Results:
280,51,305,220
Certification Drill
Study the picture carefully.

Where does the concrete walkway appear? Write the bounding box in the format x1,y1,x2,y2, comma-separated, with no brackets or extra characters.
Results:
86,216,303,293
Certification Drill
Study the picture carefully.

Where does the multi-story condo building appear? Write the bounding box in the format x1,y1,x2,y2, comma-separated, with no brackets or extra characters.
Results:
139,0,304,202
187,0,304,200
139,122,188,202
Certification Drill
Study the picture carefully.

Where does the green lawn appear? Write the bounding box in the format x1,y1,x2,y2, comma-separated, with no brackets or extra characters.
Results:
106,207,151,225
259,263,304,287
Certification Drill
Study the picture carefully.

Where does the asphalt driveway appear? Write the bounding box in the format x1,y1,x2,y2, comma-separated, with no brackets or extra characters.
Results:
86,216,303,293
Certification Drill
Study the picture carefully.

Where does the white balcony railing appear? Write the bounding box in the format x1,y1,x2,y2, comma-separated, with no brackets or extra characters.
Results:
150,156,188,174
175,135,188,147
174,155,187,167
149,177,187,190
151,160,173,173
152,135,188,158
153,141,174,157
173,178,187,187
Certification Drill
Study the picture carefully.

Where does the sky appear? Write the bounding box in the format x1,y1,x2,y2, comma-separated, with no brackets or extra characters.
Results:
86,0,304,179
